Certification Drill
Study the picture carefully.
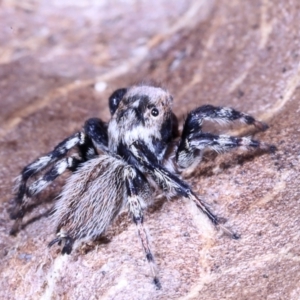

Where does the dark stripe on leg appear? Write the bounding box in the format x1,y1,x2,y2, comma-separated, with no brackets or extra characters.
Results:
27,157,81,197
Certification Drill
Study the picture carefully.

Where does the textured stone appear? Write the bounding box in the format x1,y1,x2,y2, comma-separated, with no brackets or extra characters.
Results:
0,0,299,299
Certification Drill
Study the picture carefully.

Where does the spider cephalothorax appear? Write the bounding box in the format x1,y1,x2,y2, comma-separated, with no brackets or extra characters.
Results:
10,85,274,289
108,86,174,161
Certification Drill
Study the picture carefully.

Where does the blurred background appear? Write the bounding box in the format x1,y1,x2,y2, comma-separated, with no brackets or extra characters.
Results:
0,0,300,299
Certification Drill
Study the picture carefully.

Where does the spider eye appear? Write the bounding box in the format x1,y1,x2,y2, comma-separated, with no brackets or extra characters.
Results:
151,108,159,117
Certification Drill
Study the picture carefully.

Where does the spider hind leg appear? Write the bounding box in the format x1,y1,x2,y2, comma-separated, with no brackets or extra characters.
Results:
125,167,161,289
48,233,74,255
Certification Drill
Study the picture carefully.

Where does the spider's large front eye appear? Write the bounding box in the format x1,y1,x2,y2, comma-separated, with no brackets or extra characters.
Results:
151,108,159,117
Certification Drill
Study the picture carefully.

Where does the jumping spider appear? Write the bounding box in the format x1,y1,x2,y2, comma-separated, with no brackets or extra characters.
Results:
10,85,273,289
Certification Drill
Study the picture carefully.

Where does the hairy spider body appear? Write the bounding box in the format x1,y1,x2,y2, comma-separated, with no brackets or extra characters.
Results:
10,85,273,289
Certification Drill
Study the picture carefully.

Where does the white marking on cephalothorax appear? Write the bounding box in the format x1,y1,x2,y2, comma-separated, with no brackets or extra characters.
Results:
123,125,160,146
126,86,169,101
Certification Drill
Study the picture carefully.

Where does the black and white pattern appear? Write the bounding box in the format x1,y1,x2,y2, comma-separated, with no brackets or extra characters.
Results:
10,85,274,289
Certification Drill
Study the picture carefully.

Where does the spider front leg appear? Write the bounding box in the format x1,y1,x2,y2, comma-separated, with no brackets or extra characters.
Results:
176,105,272,169
130,141,239,239
10,132,86,232
125,167,161,289
83,118,108,154
13,132,86,205
10,118,109,234
13,118,108,199
10,156,83,235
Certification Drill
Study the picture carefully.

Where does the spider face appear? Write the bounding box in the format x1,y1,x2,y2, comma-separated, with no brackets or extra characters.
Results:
108,86,173,161
10,85,273,289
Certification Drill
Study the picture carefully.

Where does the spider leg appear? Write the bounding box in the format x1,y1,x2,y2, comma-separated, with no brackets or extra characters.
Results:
11,119,109,225
130,141,239,239
9,134,93,234
83,118,108,153
182,104,269,130
26,157,82,198
176,105,271,169
13,132,86,204
10,132,86,234
125,167,161,289
9,156,82,235
73,118,109,164
177,132,271,170
48,232,74,254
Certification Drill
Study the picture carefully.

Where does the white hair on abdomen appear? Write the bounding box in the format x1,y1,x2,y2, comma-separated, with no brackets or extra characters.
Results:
52,155,127,240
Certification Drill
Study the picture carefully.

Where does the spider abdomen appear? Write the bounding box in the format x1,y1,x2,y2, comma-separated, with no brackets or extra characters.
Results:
52,155,127,241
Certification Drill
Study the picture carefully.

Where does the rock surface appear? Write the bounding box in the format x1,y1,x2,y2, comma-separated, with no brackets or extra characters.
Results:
0,0,299,299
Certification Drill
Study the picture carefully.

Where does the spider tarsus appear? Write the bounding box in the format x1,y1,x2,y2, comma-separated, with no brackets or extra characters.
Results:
269,145,277,153
48,236,73,254
9,228,17,236
146,252,154,262
9,209,22,220
218,223,238,239
232,233,241,240
48,237,61,248
61,237,73,255
254,120,269,131
9,219,22,236
153,277,162,290
260,142,277,153
61,246,72,255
